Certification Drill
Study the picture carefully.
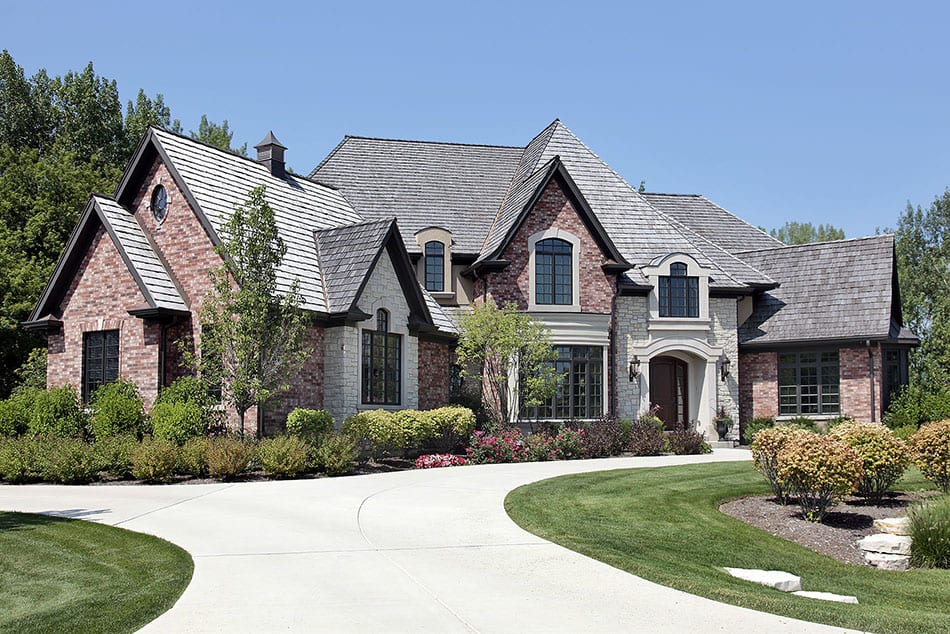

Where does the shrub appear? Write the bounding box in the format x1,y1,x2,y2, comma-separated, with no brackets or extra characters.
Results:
131,438,180,482
28,385,86,438
206,437,255,479
525,433,556,461
786,416,819,433
342,410,409,458
0,436,44,483
825,415,856,432
909,420,950,493
151,401,208,444
415,453,467,469
286,408,334,442
258,435,310,478
179,437,210,477
742,416,774,445
465,428,528,464
550,427,586,460
419,406,476,453
88,380,146,440
627,418,666,456
892,424,918,441
885,381,950,429
93,434,137,477
829,422,909,502
581,417,626,458
666,427,711,455
0,389,37,437
751,426,812,503
777,433,863,522
38,437,99,484
313,433,358,476
909,494,950,568
154,376,222,433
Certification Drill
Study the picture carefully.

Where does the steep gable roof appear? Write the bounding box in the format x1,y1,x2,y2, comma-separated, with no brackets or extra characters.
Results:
309,136,524,254
737,235,914,347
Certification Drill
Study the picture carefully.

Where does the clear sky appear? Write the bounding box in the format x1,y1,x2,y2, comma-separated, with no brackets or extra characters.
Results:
4,0,950,237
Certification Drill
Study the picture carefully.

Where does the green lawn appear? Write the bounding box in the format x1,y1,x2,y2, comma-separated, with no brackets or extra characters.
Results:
0,511,193,633
505,462,949,634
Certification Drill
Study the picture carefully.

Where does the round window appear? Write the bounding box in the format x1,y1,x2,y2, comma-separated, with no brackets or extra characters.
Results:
151,185,168,222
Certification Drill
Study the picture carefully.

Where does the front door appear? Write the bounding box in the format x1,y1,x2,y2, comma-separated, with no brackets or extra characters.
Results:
650,356,689,431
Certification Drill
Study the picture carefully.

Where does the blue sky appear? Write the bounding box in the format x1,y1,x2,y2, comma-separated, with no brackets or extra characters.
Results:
4,1,950,237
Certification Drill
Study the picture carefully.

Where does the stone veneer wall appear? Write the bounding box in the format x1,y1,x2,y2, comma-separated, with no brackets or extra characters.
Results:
709,297,740,437
322,325,360,427
614,295,648,420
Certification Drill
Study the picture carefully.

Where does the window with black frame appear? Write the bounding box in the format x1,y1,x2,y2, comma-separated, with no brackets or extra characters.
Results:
424,241,444,292
883,348,909,411
658,262,699,317
362,309,401,405
83,330,119,400
523,345,602,419
535,238,572,305
778,350,840,415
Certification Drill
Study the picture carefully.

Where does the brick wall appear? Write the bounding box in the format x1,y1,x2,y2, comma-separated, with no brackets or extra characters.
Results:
262,325,326,434
418,340,451,409
738,351,778,422
840,346,883,422
486,179,614,313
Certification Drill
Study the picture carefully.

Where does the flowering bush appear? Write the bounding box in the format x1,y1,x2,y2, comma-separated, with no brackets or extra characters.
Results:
550,427,586,459
415,453,467,469
777,433,863,522
465,428,528,464
829,422,909,502
579,417,627,458
909,420,950,493
525,433,557,461
751,425,811,503
627,417,666,456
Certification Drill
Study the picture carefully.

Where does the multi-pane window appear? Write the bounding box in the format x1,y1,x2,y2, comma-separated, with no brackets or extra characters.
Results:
535,238,572,305
424,241,444,292
83,330,119,401
779,351,840,415
525,346,603,419
883,348,909,411
362,309,401,405
658,262,699,317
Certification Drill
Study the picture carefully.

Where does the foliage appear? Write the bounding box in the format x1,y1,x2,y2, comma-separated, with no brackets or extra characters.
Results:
465,427,528,464
342,409,410,457
626,417,666,456
151,401,209,445
892,424,919,441
206,437,256,479
179,437,210,477
189,185,309,438
666,427,712,455
829,422,909,502
885,381,950,428
785,416,819,433
416,406,477,453
341,407,476,458
285,408,334,443
415,453,467,469
189,115,247,155
12,347,46,394
92,434,137,478
455,302,559,424
36,437,99,484
751,426,812,503
525,433,558,461
909,420,950,493
154,375,222,434
0,388,36,436
579,417,627,458
769,221,845,244
313,433,358,476
909,494,950,569
742,416,774,445
88,379,146,439
131,438,180,483
0,436,44,482
258,435,310,478
28,385,86,438
776,433,863,521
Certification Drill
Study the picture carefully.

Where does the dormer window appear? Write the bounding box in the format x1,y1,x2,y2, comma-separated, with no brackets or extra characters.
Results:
535,238,573,305
659,262,699,317
424,241,444,292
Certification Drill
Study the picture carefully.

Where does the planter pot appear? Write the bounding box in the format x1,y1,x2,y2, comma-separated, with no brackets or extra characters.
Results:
715,420,731,441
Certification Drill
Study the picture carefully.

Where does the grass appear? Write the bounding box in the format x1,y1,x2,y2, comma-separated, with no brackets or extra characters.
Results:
505,462,949,634
0,511,193,633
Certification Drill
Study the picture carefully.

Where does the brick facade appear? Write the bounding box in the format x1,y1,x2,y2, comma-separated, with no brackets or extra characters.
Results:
418,340,451,410
738,351,778,422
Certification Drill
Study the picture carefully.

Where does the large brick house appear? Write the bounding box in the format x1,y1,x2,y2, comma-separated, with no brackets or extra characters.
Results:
27,120,916,438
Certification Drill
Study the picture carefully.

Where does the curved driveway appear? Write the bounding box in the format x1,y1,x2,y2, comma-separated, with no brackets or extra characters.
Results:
0,449,857,633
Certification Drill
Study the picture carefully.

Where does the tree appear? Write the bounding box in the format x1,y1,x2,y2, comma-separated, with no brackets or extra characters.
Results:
190,115,247,156
191,185,309,438
123,89,171,157
455,302,560,424
769,221,845,245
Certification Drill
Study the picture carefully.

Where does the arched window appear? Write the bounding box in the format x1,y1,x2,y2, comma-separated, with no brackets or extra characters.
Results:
658,262,699,317
362,309,401,404
424,241,444,292
535,238,572,305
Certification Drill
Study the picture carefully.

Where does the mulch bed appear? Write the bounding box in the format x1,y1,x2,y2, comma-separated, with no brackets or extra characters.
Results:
720,492,931,566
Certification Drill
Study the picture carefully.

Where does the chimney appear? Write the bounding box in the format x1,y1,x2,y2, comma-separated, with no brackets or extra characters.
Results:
254,131,287,178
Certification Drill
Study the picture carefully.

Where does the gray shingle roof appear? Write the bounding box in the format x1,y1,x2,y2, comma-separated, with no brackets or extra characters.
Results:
153,129,363,312
421,288,460,335
309,136,524,255
737,235,902,346
643,193,784,254
314,219,395,314
95,196,187,311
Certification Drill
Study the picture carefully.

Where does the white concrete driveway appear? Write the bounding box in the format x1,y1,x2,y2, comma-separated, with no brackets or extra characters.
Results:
0,449,857,633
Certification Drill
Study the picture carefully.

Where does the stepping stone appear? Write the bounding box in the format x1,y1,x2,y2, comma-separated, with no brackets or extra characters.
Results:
873,517,910,536
857,533,912,555
864,552,910,571
723,567,802,592
792,591,859,604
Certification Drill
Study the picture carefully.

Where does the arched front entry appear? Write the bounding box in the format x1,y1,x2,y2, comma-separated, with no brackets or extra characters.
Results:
650,355,689,431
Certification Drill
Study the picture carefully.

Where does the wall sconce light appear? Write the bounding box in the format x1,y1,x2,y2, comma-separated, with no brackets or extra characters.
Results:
629,356,641,382
720,355,731,382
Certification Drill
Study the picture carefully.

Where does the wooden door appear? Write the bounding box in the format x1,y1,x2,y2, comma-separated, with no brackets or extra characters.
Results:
650,356,689,431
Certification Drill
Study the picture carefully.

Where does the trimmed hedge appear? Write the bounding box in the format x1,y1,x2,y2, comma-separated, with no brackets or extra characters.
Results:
286,408,334,442
342,406,476,458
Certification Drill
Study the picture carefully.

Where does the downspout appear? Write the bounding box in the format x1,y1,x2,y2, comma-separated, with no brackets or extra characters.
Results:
866,340,877,422
158,322,168,393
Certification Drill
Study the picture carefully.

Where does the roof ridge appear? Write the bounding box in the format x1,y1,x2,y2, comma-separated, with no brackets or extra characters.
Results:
737,233,893,255
642,192,702,197
314,216,395,234
335,134,524,150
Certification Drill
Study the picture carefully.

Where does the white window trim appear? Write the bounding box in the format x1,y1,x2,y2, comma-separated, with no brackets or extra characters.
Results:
415,228,452,297
642,253,711,322
528,228,581,312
